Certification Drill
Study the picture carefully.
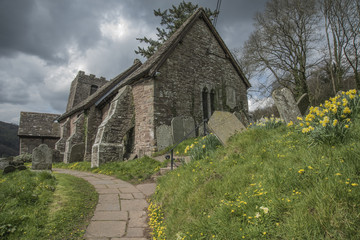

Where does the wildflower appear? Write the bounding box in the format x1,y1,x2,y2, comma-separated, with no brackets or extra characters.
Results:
297,116,303,121
345,125,349,128
255,212,260,218
202,145,206,149
298,169,305,174
308,166,313,170
343,107,351,114
259,206,269,214
287,121,294,127
333,119,338,126
351,183,358,186
335,173,341,176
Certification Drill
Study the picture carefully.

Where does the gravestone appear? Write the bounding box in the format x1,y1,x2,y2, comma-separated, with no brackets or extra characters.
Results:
208,111,246,145
297,93,310,115
32,144,52,170
156,125,173,151
69,143,85,163
171,116,195,144
272,88,302,123
52,149,62,163
0,158,10,170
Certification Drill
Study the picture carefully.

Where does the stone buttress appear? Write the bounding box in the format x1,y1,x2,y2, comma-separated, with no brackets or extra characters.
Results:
91,85,134,168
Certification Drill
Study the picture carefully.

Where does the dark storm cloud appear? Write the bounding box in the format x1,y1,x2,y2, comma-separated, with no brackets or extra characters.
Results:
0,0,268,123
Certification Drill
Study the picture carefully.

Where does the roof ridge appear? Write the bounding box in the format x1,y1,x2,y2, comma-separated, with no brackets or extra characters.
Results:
58,59,142,121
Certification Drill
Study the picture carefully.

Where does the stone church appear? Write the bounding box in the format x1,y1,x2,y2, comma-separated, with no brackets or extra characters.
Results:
18,8,250,167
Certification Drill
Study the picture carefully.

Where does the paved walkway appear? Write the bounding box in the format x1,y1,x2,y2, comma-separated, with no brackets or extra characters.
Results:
53,169,156,240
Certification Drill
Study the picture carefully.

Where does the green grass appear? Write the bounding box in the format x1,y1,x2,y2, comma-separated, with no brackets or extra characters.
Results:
0,170,97,239
53,156,165,184
149,118,360,239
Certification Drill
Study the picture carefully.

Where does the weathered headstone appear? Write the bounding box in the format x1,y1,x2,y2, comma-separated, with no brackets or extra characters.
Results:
32,144,52,170
52,149,62,163
156,125,173,151
0,158,10,170
272,88,302,123
297,93,310,116
69,143,85,163
183,117,196,139
208,111,246,145
171,116,196,144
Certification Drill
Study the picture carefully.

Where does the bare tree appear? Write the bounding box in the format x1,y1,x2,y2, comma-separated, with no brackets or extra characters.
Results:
321,0,360,93
242,0,321,99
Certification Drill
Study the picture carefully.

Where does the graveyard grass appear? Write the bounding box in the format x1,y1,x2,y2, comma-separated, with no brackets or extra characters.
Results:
149,117,360,239
53,156,165,184
0,170,97,239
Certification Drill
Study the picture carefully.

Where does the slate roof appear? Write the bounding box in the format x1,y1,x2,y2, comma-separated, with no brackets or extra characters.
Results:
58,8,250,120
58,59,142,121
94,8,251,104
18,112,60,138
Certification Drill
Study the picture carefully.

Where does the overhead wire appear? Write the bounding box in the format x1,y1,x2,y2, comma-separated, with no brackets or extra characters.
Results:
213,0,222,27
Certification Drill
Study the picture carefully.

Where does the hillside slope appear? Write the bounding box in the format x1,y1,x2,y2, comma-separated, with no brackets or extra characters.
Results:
0,121,19,157
150,117,360,239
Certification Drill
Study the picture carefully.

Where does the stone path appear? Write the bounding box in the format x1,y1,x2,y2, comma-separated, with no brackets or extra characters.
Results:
53,169,156,240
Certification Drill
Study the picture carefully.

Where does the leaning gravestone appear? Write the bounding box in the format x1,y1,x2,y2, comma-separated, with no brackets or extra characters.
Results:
32,144,52,170
171,116,195,144
208,111,246,145
272,88,302,123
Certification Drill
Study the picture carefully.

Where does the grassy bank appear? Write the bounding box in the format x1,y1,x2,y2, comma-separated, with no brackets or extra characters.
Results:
149,91,360,239
0,170,97,239
53,156,165,184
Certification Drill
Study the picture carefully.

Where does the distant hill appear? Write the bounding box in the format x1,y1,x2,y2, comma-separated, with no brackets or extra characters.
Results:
0,121,19,157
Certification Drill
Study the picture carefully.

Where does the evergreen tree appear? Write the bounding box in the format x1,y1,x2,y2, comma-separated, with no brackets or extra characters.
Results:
135,1,218,58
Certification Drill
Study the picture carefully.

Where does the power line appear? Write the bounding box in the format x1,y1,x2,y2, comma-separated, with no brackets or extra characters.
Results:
213,0,222,27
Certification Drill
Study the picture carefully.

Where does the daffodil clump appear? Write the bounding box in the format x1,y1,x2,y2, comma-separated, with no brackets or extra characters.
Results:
290,89,360,144
249,115,284,129
148,202,166,240
183,133,221,161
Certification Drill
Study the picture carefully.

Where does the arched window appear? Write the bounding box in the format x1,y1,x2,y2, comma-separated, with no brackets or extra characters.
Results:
210,89,215,116
202,87,209,121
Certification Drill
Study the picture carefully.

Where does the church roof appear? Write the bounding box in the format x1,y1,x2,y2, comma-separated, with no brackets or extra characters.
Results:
59,8,250,120
58,59,142,121
115,7,251,89
18,112,60,138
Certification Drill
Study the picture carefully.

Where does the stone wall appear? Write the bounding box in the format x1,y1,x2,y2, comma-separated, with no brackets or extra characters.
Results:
63,113,85,163
55,118,70,153
132,79,156,156
152,18,248,149
83,106,103,162
20,137,59,154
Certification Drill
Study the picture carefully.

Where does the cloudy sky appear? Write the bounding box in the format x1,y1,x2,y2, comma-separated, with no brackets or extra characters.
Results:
0,0,267,124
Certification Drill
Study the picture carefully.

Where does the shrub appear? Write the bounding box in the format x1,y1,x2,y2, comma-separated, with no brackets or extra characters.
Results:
14,153,32,163
249,115,284,129
292,89,360,144
184,134,221,161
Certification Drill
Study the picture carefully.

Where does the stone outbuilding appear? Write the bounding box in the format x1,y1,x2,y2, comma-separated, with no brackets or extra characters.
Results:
18,112,60,154
19,8,251,166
